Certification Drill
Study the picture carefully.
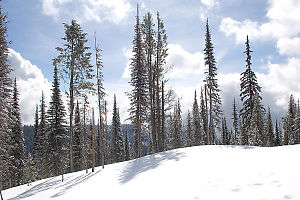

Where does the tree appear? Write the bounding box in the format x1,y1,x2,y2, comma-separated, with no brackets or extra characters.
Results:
170,99,182,149
283,95,296,145
232,98,240,145
221,117,230,145
24,153,36,185
111,95,124,163
248,94,264,146
200,87,208,144
203,19,222,145
32,104,40,175
265,106,274,147
127,4,148,158
73,101,83,172
94,34,106,168
0,5,12,190
192,90,202,146
39,92,49,178
55,19,94,172
240,35,262,144
274,119,281,146
46,62,68,180
124,125,130,161
9,78,24,186
185,110,193,147
294,100,300,144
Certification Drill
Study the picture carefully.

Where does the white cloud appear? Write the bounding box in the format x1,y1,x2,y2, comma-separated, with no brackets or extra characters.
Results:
8,48,52,125
41,0,132,24
200,0,218,8
219,0,300,56
122,44,205,80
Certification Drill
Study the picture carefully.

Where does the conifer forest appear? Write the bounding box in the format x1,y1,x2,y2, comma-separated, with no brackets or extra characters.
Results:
0,1,300,197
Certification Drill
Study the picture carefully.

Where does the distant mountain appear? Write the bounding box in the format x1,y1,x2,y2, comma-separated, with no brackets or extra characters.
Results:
23,125,34,157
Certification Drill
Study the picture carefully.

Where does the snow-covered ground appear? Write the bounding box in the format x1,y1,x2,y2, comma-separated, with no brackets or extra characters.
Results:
3,145,300,200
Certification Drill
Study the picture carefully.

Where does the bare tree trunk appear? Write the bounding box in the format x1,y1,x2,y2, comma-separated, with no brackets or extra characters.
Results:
204,84,209,145
161,81,165,151
92,108,95,172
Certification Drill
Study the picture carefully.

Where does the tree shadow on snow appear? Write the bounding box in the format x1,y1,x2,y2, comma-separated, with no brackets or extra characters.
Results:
119,150,185,184
8,177,61,200
224,145,255,149
8,170,102,200
50,170,101,198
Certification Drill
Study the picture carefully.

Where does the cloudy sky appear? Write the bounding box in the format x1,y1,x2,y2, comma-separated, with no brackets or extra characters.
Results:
2,0,300,125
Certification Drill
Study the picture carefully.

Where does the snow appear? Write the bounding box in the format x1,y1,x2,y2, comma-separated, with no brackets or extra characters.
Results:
3,145,300,200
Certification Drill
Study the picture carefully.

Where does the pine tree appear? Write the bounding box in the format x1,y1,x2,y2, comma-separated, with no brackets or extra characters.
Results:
39,92,49,178
203,19,222,145
221,117,230,145
94,34,106,168
73,101,83,172
111,95,124,163
24,153,36,185
185,110,193,147
283,95,297,145
124,125,130,161
248,94,264,146
294,100,300,144
127,4,148,158
9,78,25,186
266,106,274,147
32,104,40,176
55,19,94,172
46,62,68,180
200,87,208,144
0,6,13,190
142,12,157,153
240,36,262,145
170,99,182,149
192,91,202,146
232,98,240,145
274,119,281,146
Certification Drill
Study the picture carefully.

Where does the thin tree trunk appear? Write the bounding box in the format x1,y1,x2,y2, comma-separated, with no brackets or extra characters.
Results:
161,81,165,151
92,108,95,172
204,84,209,144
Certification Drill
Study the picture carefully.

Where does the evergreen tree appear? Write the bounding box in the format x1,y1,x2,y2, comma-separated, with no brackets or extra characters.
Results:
283,95,296,145
32,104,40,176
73,101,83,171
24,153,36,186
111,95,124,163
248,94,264,146
39,92,49,178
274,119,281,146
200,87,208,144
185,110,193,147
266,106,274,147
203,19,222,145
124,125,130,161
9,78,24,186
232,97,240,145
294,100,300,144
221,117,230,145
0,6,12,190
55,19,94,172
127,4,148,158
46,62,68,180
240,36,262,144
170,99,182,149
94,34,106,168
192,91,202,145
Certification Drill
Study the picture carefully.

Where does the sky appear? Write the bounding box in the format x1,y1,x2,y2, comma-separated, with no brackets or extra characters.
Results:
1,0,300,126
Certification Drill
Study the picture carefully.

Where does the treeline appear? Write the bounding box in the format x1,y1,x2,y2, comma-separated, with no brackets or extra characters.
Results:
1,4,300,191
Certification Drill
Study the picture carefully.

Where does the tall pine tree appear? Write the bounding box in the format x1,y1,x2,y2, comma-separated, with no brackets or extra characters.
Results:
55,19,94,172
73,101,83,172
128,4,148,158
185,110,193,147
192,90,202,146
9,78,24,187
46,62,68,180
203,19,222,145
283,95,296,145
266,106,274,147
240,36,262,145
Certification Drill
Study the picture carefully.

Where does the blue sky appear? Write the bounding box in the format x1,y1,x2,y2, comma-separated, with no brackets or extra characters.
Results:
2,0,300,125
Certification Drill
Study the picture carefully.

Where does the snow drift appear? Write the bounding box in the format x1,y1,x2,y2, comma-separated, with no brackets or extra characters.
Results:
3,145,300,200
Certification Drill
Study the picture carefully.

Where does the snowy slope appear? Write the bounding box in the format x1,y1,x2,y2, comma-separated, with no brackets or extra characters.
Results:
3,145,300,200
